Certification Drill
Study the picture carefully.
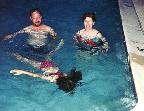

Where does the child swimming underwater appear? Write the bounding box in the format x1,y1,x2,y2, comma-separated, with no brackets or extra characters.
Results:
10,54,82,92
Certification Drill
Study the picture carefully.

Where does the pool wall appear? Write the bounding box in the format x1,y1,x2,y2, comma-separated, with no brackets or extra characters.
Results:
118,0,144,110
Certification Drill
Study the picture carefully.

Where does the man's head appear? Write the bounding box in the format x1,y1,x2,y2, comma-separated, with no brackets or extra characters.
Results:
29,8,42,27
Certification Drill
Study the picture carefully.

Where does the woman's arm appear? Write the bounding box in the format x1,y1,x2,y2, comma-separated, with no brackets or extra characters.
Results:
96,31,106,42
96,32,109,49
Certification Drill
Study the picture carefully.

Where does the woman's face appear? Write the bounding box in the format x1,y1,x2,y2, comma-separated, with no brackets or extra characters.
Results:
84,17,94,30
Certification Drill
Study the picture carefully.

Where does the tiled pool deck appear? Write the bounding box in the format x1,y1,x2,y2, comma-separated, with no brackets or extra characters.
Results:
118,0,144,110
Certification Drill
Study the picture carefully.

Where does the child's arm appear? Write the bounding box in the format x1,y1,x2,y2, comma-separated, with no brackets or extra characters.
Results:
10,69,57,82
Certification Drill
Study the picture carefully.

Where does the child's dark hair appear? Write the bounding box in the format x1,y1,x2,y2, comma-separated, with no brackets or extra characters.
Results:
29,8,42,17
82,12,96,22
56,69,82,92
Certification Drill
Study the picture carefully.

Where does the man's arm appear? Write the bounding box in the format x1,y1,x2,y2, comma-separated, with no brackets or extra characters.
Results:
3,28,26,40
49,29,57,39
45,26,57,39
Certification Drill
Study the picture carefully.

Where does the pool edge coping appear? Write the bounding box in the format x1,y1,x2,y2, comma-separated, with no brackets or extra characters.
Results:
118,0,144,110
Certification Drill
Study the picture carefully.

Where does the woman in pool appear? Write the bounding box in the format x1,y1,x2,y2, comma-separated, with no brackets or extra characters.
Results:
74,12,109,54
10,54,82,92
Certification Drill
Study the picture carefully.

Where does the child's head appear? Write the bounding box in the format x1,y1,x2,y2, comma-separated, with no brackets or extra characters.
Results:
56,69,82,92
68,69,82,82
56,76,76,92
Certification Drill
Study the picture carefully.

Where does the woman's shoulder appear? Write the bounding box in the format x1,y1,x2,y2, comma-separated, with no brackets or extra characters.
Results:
93,29,100,34
76,29,85,34
93,29,103,37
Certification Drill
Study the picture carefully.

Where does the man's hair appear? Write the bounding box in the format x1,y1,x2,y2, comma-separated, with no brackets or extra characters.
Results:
56,69,82,93
29,8,42,17
82,12,96,22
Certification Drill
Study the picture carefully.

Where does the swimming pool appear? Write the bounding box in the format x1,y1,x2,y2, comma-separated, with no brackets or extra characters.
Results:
0,0,137,111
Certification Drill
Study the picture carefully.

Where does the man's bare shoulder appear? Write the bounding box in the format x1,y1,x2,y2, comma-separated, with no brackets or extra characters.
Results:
23,25,33,32
42,24,52,30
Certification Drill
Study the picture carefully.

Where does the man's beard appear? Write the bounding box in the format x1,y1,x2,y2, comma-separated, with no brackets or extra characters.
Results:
33,21,41,27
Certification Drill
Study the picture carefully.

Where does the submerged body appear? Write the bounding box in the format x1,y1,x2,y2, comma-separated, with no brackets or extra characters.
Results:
10,53,82,92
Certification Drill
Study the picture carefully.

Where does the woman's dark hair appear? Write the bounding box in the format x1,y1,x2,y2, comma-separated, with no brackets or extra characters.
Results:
29,8,42,17
82,12,96,22
56,69,82,92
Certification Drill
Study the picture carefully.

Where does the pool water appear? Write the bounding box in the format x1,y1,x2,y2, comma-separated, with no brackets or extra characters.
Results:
0,0,137,111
